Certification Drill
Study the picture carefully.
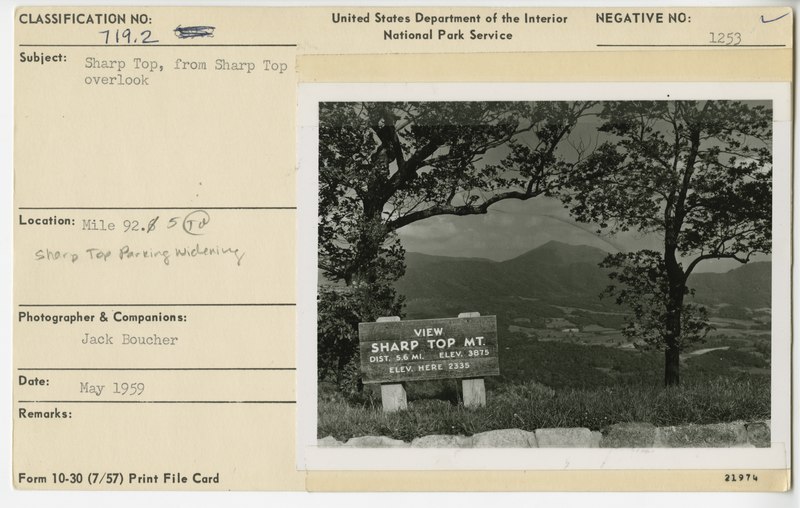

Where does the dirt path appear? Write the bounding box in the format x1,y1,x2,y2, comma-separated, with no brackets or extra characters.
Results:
685,346,730,357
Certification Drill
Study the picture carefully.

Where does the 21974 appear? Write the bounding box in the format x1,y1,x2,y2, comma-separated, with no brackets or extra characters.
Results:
725,473,758,482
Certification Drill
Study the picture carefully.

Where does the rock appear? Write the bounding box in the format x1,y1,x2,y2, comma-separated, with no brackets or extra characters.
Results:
411,435,473,448
472,428,537,448
343,436,409,448
536,428,601,448
317,435,343,447
745,421,771,448
328,420,770,449
654,422,748,447
601,423,656,448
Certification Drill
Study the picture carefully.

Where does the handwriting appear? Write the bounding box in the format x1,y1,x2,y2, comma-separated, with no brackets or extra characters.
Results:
181,210,210,235
761,13,789,24
34,244,245,266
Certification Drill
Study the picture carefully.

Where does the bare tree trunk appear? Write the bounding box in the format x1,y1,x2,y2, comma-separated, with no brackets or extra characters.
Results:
664,342,681,386
664,245,685,387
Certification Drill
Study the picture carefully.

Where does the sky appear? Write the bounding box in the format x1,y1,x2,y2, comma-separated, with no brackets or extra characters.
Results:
393,101,772,274
397,195,648,260
396,196,771,273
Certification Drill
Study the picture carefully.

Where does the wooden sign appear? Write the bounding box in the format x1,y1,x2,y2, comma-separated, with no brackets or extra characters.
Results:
358,315,499,384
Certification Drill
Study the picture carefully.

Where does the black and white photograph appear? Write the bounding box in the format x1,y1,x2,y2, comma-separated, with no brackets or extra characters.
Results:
297,83,790,470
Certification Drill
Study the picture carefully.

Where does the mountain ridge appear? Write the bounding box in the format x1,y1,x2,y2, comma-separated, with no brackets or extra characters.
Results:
398,242,771,311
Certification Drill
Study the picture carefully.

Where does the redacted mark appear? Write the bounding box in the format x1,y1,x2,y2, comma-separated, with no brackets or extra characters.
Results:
174,25,216,39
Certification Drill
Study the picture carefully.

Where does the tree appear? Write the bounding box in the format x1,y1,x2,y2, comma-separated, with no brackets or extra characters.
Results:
319,101,595,285
318,101,594,382
562,101,772,386
598,250,713,352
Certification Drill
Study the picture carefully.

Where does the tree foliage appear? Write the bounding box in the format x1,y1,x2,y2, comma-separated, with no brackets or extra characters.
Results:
319,101,595,285
562,100,772,385
317,281,403,395
600,251,712,350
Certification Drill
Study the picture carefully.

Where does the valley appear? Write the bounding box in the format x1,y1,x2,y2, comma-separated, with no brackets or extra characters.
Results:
394,241,772,389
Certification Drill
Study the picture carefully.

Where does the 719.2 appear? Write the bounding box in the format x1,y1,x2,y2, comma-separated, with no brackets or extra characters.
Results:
99,28,159,44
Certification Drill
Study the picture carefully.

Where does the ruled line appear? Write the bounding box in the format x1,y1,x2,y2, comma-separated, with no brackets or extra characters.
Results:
17,368,296,371
19,44,297,48
18,400,296,404
18,303,295,307
597,44,787,47
18,206,296,210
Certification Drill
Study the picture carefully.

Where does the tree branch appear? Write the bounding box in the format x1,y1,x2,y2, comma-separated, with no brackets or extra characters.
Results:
386,189,542,231
683,251,751,281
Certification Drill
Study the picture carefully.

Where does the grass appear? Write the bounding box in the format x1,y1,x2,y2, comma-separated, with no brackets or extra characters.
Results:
318,376,770,442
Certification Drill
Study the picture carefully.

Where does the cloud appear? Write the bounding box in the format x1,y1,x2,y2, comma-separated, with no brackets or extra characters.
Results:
394,196,769,272
397,197,622,261
400,217,459,240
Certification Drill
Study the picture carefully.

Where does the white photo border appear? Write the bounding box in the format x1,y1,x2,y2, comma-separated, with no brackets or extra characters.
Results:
296,82,791,472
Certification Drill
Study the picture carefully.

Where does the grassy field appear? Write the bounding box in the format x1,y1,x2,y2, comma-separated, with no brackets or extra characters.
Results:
318,376,770,442
319,296,772,441
491,330,770,389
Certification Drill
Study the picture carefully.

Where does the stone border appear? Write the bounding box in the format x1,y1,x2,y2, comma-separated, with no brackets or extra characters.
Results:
319,420,770,448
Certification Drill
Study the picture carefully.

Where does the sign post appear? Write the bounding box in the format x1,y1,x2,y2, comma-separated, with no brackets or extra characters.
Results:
375,316,407,412
457,312,486,409
461,378,486,408
359,313,499,412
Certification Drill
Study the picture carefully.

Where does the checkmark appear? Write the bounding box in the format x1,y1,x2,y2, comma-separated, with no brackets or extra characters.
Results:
761,12,789,23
